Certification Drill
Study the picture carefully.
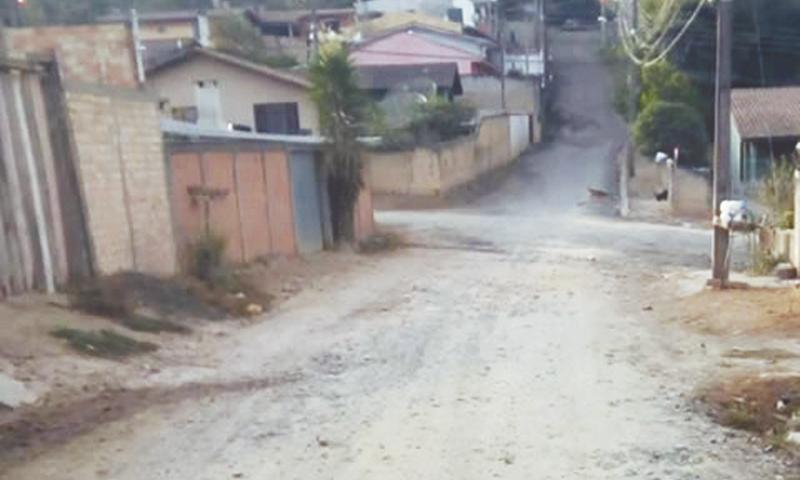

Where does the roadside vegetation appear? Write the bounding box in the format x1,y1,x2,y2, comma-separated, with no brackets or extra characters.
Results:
759,157,796,230
702,374,800,454
603,43,709,166
749,157,796,274
357,231,405,254
369,97,477,151
7,0,354,25
183,233,273,316
50,328,157,359
58,233,273,358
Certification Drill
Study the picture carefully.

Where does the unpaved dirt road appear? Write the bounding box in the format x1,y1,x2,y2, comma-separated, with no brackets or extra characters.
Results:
2,31,788,479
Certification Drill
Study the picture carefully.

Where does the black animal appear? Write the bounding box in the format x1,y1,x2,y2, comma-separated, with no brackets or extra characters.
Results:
654,189,669,202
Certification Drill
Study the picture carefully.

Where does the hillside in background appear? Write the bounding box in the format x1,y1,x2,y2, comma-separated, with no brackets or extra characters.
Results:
2,0,353,26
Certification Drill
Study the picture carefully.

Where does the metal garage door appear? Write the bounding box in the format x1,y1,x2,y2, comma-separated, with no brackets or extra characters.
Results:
288,151,324,254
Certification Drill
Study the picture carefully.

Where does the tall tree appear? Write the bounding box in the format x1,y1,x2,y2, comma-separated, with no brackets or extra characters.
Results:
308,43,366,243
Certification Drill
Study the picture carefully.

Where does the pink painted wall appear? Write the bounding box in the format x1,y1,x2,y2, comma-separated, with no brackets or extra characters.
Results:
350,32,481,75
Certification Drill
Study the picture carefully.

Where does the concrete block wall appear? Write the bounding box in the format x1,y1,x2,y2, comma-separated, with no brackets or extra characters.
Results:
3,25,137,87
460,76,537,115
366,114,527,197
65,86,177,276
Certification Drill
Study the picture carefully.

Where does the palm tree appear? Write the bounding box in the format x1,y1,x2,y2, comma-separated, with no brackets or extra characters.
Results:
309,43,365,243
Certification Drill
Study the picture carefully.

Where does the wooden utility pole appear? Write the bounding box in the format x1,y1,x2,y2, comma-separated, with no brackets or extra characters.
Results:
711,0,733,284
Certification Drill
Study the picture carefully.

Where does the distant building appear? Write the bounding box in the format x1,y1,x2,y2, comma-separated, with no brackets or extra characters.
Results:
246,7,355,38
730,86,800,193
245,7,356,63
472,0,499,37
349,25,499,76
98,9,229,44
97,8,242,78
356,0,477,28
353,10,464,38
356,62,463,101
146,47,318,135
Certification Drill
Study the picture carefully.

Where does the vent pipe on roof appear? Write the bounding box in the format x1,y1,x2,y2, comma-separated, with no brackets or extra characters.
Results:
130,9,146,85
196,14,211,47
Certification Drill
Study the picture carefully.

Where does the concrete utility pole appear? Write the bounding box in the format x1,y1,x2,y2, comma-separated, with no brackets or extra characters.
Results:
711,0,733,284
311,7,319,61
600,0,607,47
625,0,639,178
499,0,506,110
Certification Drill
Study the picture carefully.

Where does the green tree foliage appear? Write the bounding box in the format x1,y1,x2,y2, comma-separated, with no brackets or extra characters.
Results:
8,0,112,25
639,60,703,114
662,0,800,129
633,101,709,167
211,16,297,68
759,156,796,229
5,0,351,26
409,97,476,145
309,44,366,243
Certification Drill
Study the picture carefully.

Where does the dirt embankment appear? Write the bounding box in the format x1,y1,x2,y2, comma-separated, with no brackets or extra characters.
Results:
0,371,302,468
674,287,800,338
666,283,800,461
0,251,377,468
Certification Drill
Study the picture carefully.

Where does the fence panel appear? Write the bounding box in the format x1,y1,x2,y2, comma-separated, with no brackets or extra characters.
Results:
0,64,90,298
289,151,324,254
165,143,305,265
235,151,273,260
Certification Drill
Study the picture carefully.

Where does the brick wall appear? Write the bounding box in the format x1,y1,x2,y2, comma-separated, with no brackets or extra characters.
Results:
4,25,137,87
65,85,177,275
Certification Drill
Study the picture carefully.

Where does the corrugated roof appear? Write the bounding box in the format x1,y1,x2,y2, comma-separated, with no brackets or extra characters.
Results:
732,87,800,140
357,11,463,36
356,62,462,94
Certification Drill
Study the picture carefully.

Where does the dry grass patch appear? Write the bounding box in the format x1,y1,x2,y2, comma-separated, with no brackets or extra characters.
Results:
701,374,800,451
722,348,800,362
50,328,157,359
357,231,406,254
677,287,800,337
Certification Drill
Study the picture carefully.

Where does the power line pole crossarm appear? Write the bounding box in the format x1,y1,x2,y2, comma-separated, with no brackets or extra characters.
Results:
711,0,733,286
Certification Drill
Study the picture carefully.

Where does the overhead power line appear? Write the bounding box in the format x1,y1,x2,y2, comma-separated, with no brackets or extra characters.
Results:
616,0,710,67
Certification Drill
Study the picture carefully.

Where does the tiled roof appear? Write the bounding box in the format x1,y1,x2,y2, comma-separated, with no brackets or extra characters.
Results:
731,86,800,140
146,47,311,89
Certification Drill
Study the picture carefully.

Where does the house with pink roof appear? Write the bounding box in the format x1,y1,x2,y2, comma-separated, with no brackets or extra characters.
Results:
349,25,500,77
